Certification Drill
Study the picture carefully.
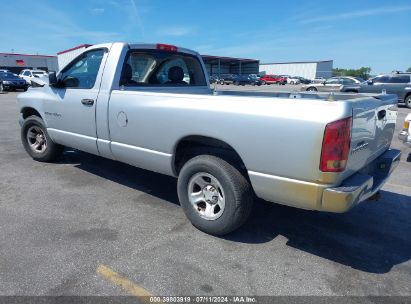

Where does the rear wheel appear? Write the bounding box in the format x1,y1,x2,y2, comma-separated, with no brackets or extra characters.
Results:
177,155,253,235
405,95,411,109
21,115,64,162
306,87,318,91
261,81,266,85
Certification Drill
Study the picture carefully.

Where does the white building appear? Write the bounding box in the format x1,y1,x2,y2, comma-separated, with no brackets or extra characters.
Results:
57,44,91,70
259,60,333,80
0,52,58,74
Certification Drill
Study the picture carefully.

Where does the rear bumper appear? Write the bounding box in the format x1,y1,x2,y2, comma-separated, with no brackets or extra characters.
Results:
249,149,401,213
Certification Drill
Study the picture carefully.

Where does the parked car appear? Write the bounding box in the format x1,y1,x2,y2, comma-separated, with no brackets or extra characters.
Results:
260,74,286,85
0,72,28,92
311,77,326,83
17,42,400,235
341,72,411,108
399,113,411,147
286,76,301,85
19,69,48,85
296,76,311,84
0,69,10,73
209,75,219,84
232,74,262,86
302,76,362,92
219,74,236,85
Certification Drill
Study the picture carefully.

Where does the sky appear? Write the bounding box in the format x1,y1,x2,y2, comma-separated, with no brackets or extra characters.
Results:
0,0,410,73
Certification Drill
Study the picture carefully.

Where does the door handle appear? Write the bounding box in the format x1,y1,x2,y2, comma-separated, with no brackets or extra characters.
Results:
81,99,94,106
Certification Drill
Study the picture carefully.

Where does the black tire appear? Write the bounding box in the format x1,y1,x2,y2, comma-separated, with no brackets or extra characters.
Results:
177,155,253,235
21,115,64,162
0,83,5,92
23,88,28,92
261,81,266,85
306,87,318,91
405,95,411,109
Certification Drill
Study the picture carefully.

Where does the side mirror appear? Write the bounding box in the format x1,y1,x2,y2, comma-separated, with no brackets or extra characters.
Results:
322,81,326,85
367,80,373,85
48,71,58,87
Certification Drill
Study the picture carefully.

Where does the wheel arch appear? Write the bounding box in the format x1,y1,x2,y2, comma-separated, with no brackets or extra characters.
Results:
173,135,249,178
21,107,43,120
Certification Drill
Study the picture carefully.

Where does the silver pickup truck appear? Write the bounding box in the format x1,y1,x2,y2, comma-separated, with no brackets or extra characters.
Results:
17,42,401,235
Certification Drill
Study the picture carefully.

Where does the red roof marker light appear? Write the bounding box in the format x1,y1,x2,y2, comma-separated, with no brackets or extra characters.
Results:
156,43,177,52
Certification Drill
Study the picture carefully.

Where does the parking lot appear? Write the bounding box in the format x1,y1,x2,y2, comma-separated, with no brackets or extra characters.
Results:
0,90,410,298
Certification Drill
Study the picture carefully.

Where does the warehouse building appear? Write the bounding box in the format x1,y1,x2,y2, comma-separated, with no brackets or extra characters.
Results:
259,60,333,80
0,52,58,74
202,55,259,76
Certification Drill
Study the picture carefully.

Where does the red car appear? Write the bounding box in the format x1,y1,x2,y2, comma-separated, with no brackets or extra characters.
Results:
260,74,287,85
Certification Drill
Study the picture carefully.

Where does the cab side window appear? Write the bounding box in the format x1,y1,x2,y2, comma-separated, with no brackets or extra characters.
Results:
120,50,206,87
59,49,106,89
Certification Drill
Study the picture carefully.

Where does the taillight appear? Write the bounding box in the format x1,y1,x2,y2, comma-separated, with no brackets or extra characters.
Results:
320,117,352,172
156,43,177,52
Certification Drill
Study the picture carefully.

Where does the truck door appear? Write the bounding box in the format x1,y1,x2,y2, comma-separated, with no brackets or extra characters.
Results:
44,48,108,155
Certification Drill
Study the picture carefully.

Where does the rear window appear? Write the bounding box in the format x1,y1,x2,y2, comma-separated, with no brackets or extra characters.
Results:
120,50,206,87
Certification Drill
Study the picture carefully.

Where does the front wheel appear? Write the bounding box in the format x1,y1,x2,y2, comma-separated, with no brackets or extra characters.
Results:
405,95,411,109
0,83,5,92
177,155,253,235
21,115,64,162
306,87,318,91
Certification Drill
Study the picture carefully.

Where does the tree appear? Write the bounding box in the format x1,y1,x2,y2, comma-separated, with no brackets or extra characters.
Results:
332,67,372,79
407,67,411,72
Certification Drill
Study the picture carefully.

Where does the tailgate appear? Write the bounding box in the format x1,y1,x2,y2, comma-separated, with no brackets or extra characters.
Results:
346,94,398,175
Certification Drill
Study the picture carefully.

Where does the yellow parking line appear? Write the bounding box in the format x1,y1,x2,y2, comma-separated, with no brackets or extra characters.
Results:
97,265,153,299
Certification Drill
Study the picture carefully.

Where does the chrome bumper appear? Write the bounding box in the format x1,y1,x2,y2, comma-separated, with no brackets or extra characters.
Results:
249,149,401,213
321,149,401,212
